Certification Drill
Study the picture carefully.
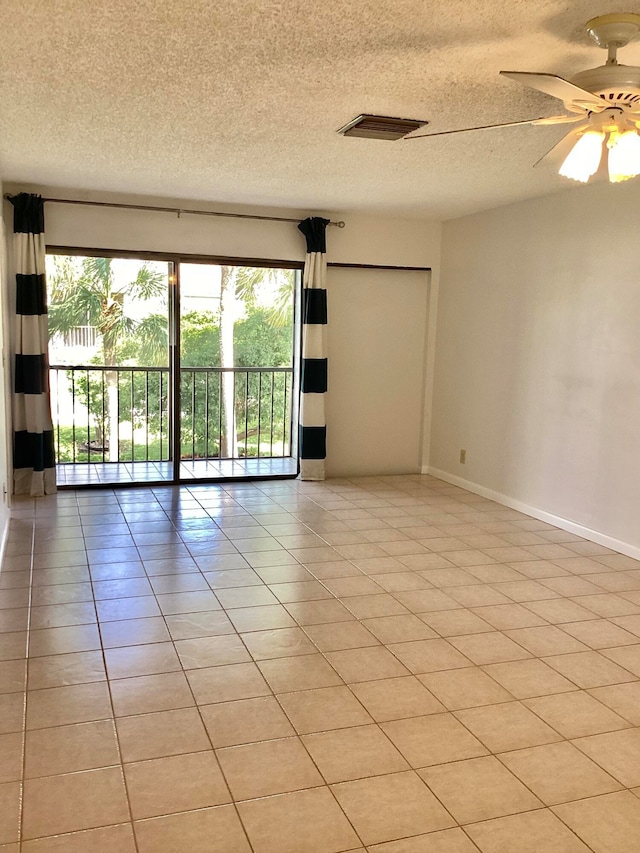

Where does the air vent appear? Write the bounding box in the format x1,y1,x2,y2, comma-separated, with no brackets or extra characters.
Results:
337,114,428,140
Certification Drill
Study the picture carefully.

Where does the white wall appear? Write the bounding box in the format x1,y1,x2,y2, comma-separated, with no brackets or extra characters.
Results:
326,268,430,477
430,180,640,555
4,185,441,477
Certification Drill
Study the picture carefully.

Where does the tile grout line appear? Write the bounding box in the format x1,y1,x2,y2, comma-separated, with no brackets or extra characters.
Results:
183,485,371,852
15,511,36,851
83,497,143,853
113,489,257,853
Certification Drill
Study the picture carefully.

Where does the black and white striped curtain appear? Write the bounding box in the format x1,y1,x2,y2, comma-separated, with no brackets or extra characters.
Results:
297,217,329,481
9,193,56,496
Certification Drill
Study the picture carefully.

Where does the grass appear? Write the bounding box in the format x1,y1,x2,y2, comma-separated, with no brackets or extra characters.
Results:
53,426,169,463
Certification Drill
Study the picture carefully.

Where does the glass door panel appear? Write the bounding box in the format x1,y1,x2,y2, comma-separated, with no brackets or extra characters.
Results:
178,262,298,480
47,253,172,486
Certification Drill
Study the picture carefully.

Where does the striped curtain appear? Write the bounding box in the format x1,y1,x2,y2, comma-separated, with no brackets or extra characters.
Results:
9,193,56,496
297,217,329,481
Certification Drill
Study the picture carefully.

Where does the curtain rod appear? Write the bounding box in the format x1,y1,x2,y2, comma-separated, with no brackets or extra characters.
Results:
4,195,346,228
327,262,431,271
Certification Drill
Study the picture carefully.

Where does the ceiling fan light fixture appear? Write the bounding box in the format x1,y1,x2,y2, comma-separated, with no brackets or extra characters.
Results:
607,128,640,181
559,130,605,182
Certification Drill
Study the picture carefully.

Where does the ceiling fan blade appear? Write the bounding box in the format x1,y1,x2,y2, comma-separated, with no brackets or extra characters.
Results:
531,114,586,125
500,71,606,111
405,117,553,139
533,125,589,168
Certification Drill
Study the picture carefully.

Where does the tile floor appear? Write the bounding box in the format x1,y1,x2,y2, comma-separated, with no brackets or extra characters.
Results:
2,474,640,852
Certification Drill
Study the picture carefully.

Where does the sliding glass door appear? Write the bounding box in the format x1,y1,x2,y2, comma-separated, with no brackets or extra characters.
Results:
47,250,299,486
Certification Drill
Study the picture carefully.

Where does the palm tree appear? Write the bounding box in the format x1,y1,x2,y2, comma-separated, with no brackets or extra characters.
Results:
219,266,241,459
218,265,294,458
48,256,167,462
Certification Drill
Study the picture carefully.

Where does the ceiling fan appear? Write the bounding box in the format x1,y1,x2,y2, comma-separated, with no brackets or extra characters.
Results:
409,13,640,184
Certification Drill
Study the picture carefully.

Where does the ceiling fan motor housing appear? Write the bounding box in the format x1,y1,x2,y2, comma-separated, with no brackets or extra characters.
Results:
570,64,640,105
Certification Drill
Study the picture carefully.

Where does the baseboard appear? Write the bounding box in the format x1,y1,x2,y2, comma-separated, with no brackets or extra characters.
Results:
422,465,640,561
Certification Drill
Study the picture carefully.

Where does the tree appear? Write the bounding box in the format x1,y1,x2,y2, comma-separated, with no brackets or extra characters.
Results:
179,310,222,459
233,309,294,454
178,307,294,459
218,265,295,457
48,256,167,461
219,267,240,457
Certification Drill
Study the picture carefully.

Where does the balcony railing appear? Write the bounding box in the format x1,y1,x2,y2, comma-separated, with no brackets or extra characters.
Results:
50,364,295,465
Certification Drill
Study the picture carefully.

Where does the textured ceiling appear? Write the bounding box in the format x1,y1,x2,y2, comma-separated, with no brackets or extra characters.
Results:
2,0,640,219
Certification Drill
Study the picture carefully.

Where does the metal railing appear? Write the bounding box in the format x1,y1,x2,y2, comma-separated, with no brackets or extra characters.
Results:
50,364,294,465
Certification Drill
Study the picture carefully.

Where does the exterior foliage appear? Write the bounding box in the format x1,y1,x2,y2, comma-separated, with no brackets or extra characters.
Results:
48,256,167,460
47,256,295,463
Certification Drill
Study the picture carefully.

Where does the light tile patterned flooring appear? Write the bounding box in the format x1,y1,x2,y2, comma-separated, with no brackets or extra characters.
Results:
2,474,640,852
